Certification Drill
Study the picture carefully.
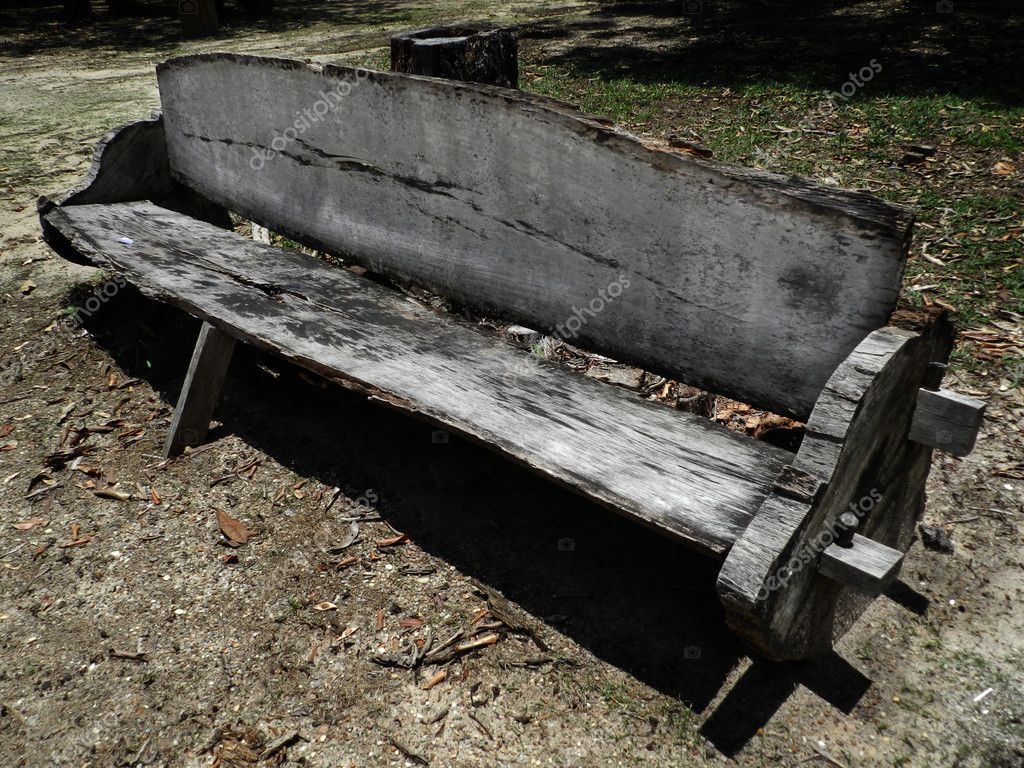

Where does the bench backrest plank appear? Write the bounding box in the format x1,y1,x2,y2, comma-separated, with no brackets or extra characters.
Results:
157,53,912,419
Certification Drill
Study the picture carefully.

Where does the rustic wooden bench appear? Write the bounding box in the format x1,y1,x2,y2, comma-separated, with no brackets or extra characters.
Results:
39,53,985,660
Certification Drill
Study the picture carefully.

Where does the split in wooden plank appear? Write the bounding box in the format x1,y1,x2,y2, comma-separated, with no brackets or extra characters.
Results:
45,200,792,557
163,321,236,458
819,534,905,595
909,387,986,457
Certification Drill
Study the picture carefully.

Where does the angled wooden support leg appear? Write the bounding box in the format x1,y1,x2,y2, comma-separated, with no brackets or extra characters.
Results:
163,322,236,458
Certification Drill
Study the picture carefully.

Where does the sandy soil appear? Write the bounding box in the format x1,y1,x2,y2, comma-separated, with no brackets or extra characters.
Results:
1,2,1022,767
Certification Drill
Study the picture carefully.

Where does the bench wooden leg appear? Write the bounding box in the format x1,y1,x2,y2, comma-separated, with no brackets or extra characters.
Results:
163,322,236,458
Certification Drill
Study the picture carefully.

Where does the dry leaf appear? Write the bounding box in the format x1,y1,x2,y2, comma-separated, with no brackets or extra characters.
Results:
993,160,1016,175
0,422,14,438
326,522,359,554
377,533,409,547
399,617,425,628
94,485,131,502
313,601,338,611
340,626,358,639
422,669,447,690
13,518,48,530
1,442,17,452
217,509,251,546
149,486,161,505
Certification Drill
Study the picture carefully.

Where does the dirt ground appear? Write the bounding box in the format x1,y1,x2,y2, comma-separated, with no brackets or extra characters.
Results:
1,1,1023,767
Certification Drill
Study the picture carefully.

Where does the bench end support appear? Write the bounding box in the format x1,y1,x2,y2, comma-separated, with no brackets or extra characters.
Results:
819,534,904,596
908,387,985,457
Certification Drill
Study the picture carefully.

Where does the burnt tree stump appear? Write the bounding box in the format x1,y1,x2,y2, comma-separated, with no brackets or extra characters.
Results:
390,25,518,89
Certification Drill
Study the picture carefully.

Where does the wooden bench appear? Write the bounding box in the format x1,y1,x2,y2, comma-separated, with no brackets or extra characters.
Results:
38,53,985,660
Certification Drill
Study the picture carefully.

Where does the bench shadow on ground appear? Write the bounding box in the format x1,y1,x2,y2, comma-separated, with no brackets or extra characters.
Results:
521,0,1024,105
77,286,881,755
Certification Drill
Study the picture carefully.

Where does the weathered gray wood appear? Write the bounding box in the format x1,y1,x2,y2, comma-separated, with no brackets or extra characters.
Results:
155,53,914,420
52,118,174,208
36,117,230,242
819,534,904,595
909,387,985,456
391,26,519,88
163,322,236,458
44,200,793,556
717,310,955,659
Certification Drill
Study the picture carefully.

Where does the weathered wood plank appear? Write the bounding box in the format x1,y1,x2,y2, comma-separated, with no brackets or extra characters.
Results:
36,117,230,241
44,200,793,557
819,534,905,595
717,312,955,659
155,53,913,420
909,387,986,456
163,322,236,458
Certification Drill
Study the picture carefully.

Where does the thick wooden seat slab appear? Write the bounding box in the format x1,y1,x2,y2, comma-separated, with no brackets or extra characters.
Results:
44,200,792,556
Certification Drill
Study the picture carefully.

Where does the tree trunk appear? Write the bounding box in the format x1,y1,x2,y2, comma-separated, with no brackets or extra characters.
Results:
181,0,219,38
390,26,518,89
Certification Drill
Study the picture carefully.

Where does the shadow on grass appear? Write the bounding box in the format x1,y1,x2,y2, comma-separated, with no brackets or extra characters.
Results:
521,0,1024,105
72,282,877,755
0,0,418,56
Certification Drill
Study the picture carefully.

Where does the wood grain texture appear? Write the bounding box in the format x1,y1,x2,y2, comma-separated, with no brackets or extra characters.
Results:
717,312,955,659
44,200,793,557
819,534,905,595
155,53,914,420
51,117,174,208
163,322,236,458
36,116,230,249
909,387,986,456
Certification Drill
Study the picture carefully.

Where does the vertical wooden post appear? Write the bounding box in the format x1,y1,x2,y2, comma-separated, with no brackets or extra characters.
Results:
180,0,220,38
163,322,236,458
390,25,518,88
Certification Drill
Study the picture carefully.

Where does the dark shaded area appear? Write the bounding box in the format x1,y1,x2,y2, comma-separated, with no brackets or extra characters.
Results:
0,0,416,55
521,0,1024,105
69,282,879,752
884,578,930,616
701,652,870,756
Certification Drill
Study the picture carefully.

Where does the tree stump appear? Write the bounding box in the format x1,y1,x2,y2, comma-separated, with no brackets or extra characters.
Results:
180,0,219,38
390,25,518,89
